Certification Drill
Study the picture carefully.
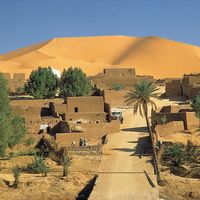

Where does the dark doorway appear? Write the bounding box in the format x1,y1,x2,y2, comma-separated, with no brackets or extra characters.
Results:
74,107,78,113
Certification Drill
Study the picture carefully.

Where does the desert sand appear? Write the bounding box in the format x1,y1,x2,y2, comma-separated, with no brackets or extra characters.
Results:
0,35,200,78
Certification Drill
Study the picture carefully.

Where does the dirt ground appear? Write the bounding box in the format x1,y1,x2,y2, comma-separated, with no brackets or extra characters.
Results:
0,86,200,199
89,108,159,200
0,154,101,200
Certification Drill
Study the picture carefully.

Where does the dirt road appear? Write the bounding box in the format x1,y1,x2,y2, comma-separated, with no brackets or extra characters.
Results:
89,109,160,200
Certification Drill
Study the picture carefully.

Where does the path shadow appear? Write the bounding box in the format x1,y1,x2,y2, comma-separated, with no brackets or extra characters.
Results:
121,126,148,133
111,136,153,157
77,175,98,200
111,148,134,152
132,136,153,157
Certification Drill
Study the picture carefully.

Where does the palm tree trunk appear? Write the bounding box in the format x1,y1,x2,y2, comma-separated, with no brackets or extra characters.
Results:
143,104,161,182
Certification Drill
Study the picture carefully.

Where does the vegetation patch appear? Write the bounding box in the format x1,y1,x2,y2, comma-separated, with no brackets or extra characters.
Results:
24,154,49,176
161,141,200,178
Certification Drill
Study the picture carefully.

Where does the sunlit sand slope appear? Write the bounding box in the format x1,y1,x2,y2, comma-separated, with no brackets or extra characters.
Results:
0,36,200,78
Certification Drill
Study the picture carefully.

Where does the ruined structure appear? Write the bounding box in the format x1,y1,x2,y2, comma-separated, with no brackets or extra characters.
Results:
90,68,153,90
2,73,26,93
165,74,200,99
152,104,198,130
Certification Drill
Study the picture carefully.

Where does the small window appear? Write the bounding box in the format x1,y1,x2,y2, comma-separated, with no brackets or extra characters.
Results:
70,118,72,121
74,107,78,113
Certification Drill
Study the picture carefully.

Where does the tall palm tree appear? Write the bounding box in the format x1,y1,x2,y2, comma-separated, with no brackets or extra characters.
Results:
126,79,160,181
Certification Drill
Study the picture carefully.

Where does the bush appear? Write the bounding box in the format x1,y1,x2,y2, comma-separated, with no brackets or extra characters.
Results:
26,154,49,176
162,141,200,167
24,137,35,146
160,115,167,125
162,143,185,166
112,83,122,91
61,152,72,177
12,165,22,188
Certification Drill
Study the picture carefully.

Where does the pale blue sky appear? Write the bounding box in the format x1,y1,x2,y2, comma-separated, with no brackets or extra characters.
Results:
0,0,200,53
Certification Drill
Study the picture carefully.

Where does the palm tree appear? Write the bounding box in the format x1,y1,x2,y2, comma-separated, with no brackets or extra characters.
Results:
126,79,160,181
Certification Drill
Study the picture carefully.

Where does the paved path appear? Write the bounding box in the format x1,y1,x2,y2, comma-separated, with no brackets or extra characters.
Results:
89,109,159,200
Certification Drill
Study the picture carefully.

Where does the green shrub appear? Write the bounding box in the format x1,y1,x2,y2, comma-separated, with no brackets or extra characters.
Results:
12,165,22,188
9,149,38,158
162,141,200,167
25,137,35,146
26,154,49,176
162,143,185,166
160,115,167,125
61,153,72,177
112,83,122,91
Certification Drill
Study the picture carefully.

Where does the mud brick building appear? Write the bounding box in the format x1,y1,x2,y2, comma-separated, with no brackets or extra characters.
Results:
90,68,153,90
165,74,200,99
151,104,198,130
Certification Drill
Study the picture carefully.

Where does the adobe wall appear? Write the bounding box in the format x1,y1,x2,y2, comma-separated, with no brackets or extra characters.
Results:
66,113,107,123
103,68,136,78
2,73,26,93
56,120,120,146
186,112,199,129
10,99,64,134
190,87,200,99
182,75,200,99
155,121,184,136
165,79,182,96
151,110,187,129
102,89,133,107
66,96,104,113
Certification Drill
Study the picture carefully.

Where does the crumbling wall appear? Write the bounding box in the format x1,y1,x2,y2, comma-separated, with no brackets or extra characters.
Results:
90,67,153,90
151,110,187,130
103,68,136,78
165,79,182,96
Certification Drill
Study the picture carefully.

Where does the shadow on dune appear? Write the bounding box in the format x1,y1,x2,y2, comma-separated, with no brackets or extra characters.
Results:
121,126,148,133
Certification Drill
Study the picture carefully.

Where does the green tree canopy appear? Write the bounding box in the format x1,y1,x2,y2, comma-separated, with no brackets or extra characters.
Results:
60,67,92,100
25,67,59,99
0,74,26,156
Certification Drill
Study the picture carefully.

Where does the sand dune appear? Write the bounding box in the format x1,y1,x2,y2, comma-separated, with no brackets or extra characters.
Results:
0,35,200,78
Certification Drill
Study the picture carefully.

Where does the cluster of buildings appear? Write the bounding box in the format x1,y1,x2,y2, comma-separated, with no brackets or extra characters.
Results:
165,73,200,99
